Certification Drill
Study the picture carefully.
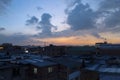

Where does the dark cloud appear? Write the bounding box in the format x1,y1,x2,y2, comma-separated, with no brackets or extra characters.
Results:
38,13,57,36
39,13,52,35
98,0,120,29
0,33,29,45
104,10,120,28
91,31,105,40
64,0,120,39
26,16,39,25
0,27,5,31
37,6,43,11
100,0,120,11
0,0,12,14
25,13,57,38
66,0,97,31
26,0,120,40
0,33,45,45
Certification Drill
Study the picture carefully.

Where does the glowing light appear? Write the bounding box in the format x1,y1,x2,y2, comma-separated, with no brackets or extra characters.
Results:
0,47,4,50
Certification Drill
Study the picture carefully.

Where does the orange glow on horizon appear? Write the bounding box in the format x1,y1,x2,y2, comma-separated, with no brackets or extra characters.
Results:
32,32,120,46
33,36,104,46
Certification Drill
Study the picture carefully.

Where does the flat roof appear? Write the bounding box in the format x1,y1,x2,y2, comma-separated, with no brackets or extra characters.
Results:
20,59,57,67
49,57,81,68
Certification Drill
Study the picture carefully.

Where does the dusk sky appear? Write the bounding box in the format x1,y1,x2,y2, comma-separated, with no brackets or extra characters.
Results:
0,0,120,46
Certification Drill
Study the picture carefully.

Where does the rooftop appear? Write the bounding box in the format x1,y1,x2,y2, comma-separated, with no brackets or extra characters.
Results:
48,56,82,68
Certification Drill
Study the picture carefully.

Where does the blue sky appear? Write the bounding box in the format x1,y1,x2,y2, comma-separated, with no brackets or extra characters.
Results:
0,0,100,34
0,0,67,34
0,0,120,45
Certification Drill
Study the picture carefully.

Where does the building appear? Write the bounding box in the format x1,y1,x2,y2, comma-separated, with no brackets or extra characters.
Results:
25,60,58,80
0,43,25,55
0,61,27,80
95,42,120,55
86,55,120,80
0,44,120,80
66,46,96,55
26,46,43,54
43,44,67,57
18,54,58,80
48,56,95,80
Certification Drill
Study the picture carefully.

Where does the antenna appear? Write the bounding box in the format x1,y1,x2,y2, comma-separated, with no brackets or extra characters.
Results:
43,41,47,56
104,38,107,44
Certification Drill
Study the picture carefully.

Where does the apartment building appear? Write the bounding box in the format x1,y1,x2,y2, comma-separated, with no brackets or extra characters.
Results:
0,62,27,80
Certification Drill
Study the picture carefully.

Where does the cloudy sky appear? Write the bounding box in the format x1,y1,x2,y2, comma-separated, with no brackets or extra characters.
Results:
0,0,120,46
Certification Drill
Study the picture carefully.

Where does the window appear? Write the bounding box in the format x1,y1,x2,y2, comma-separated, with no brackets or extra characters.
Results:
33,68,38,74
48,67,53,73
13,68,20,77
0,46,4,50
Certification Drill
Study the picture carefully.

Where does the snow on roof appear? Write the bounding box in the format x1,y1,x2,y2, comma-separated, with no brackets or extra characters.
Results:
100,73,120,80
20,58,57,67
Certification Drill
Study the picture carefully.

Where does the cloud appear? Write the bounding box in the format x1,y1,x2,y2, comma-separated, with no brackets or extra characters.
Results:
26,16,39,25
39,13,53,35
36,13,57,37
99,0,120,11
25,13,57,38
25,0,120,41
0,0,12,14
64,0,120,39
0,27,5,31
0,33,28,45
98,0,120,29
0,31,47,45
37,6,43,11
104,10,120,28
91,31,105,40
66,0,97,31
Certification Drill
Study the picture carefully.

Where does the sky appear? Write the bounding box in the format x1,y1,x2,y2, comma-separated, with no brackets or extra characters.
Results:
0,0,120,46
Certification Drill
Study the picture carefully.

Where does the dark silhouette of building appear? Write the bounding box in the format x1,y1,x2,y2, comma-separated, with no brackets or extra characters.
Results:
43,44,67,57
95,42,120,56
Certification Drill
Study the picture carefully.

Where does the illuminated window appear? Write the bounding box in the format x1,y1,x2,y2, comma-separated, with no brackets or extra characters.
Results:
33,68,38,74
25,50,29,53
0,47,4,50
48,67,53,73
